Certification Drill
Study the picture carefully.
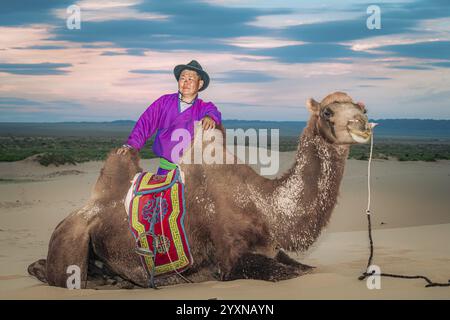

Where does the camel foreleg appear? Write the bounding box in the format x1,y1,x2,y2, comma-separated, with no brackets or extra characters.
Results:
275,249,315,272
227,252,306,282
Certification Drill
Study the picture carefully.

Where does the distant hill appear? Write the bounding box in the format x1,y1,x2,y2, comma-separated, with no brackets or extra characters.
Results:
0,119,449,140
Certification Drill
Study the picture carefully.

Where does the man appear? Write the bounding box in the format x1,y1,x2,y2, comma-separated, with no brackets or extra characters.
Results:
117,60,221,175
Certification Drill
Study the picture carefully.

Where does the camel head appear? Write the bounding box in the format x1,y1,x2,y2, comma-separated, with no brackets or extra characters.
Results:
307,92,374,145
91,148,142,202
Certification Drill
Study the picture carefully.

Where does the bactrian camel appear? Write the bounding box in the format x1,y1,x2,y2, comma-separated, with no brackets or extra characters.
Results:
28,92,373,288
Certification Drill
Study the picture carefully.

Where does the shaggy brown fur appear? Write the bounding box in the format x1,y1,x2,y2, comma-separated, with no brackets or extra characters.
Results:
28,92,371,288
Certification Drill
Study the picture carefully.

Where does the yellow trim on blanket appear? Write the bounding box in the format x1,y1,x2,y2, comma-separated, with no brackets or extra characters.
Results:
138,170,175,190
131,181,190,275
131,196,153,268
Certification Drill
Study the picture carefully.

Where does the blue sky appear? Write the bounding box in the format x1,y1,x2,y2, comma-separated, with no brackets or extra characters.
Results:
1,0,450,121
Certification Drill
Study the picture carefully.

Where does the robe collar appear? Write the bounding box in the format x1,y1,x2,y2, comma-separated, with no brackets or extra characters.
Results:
178,92,198,105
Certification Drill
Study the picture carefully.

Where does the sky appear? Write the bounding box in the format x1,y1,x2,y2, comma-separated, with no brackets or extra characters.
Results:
1,0,450,122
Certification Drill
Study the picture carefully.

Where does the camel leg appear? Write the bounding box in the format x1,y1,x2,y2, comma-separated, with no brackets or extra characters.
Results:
46,216,90,288
85,259,138,290
227,252,308,282
87,218,152,288
275,249,315,272
85,276,137,290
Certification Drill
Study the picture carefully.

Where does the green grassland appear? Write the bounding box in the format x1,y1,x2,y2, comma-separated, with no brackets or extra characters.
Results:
0,136,155,166
277,136,450,161
1,135,449,166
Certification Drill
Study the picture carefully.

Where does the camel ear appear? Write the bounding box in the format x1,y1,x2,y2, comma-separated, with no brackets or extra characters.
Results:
356,101,365,109
306,98,320,114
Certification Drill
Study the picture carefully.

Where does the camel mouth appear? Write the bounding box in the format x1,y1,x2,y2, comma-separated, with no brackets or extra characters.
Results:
349,129,371,143
347,125,372,143
346,121,377,143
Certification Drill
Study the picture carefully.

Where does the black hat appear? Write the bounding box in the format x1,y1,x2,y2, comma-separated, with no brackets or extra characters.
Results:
174,60,210,91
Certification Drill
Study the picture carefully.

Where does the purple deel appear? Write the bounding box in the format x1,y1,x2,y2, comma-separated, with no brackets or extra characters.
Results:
126,93,222,174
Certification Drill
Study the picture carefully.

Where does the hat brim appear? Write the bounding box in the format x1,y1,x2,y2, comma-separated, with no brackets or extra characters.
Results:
174,64,210,91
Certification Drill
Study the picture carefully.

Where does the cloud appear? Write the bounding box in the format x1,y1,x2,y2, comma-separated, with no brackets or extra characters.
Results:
129,69,171,74
47,0,292,52
381,0,450,21
274,0,450,52
217,101,300,110
0,62,72,75
50,20,241,52
0,97,40,106
23,45,68,50
357,76,392,80
379,41,450,61
390,65,433,70
0,0,74,26
214,70,278,83
52,0,170,23
135,0,291,27
100,48,148,56
251,43,371,63
100,51,128,56
280,17,415,43
429,61,450,68
0,96,84,108
224,36,305,49
0,97,85,122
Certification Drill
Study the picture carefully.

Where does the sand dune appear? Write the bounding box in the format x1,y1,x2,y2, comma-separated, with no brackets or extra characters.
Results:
0,153,449,299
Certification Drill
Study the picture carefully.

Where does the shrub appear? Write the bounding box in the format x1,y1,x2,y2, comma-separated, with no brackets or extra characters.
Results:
37,152,77,167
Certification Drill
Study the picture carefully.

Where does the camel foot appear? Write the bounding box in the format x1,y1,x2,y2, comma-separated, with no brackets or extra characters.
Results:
85,275,137,290
86,260,137,289
28,259,47,283
275,249,315,272
227,253,310,282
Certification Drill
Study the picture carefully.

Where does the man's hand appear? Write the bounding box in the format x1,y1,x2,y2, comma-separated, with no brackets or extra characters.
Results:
201,115,216,130
117,145,134,155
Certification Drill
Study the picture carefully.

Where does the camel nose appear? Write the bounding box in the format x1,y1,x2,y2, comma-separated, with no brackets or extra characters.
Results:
348,115,368,131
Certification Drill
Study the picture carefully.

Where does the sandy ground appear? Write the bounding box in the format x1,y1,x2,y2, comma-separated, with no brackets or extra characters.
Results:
0,152,449,299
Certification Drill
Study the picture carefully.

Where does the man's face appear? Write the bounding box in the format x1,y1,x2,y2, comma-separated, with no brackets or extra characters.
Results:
178,69,204,97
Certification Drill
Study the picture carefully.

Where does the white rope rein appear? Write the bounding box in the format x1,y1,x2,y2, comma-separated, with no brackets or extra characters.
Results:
359,123,450,287
366,126,375,215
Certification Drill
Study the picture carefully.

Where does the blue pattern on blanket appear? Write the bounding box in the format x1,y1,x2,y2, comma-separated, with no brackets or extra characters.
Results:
142,197,168,225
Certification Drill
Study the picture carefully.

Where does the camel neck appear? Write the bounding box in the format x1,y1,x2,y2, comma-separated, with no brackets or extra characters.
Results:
250,125,349,252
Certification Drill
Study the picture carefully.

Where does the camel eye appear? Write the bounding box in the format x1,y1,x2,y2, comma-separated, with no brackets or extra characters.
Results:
321,108,333,119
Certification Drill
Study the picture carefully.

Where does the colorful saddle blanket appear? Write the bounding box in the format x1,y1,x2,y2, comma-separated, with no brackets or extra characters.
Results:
126,169,193,278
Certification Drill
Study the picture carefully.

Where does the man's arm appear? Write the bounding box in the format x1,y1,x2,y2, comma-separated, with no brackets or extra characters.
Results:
202,102,221,125
117,97,162,154
199,102,221,130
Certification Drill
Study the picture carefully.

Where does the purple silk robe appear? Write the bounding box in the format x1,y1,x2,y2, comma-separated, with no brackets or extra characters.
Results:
126,93,222,168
